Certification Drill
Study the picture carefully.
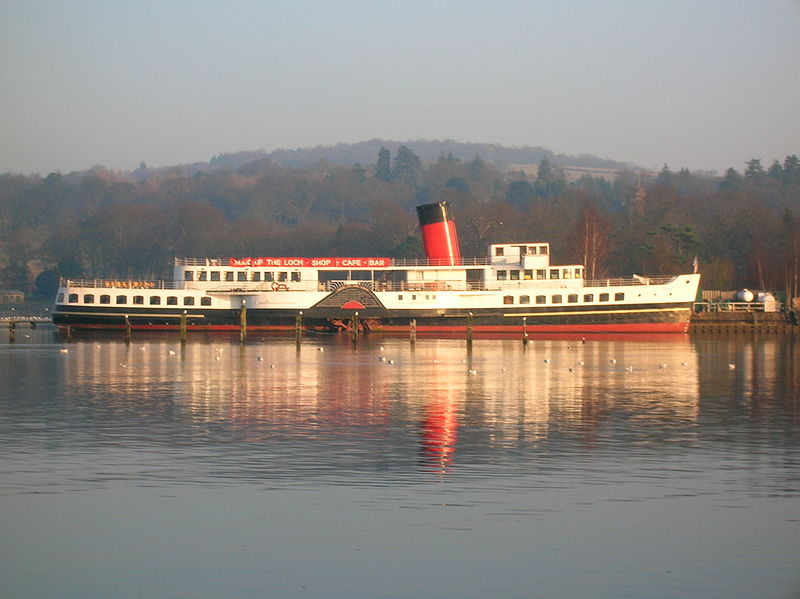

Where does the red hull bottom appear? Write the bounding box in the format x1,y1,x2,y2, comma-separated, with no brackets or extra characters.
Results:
58,322,689,334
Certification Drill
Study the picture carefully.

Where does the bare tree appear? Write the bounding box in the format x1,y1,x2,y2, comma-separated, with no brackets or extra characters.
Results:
569,201,610,280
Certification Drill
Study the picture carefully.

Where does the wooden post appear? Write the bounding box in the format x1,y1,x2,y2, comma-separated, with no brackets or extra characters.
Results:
409,318,417,344
466,312,473,348
65,325,73,343
239,300,247,344
180,310,187,344
522,316,529,346
124,315,131,344
352,311,359,346
295,311,303,346
8,321,15,343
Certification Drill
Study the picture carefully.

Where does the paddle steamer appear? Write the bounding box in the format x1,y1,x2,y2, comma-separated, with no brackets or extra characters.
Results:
53,202,700,334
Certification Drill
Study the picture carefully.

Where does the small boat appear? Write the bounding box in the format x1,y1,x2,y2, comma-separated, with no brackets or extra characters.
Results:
52,202,700,334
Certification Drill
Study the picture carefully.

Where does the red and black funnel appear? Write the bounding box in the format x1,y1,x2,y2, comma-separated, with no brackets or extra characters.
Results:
416,202,461,266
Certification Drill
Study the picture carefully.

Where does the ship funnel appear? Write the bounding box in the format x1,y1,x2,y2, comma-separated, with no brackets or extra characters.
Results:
416,201,462,266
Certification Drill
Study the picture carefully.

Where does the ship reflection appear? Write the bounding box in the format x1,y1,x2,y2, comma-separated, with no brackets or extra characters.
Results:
54,334,800,477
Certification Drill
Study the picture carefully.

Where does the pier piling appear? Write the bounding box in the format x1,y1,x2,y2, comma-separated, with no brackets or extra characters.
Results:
239,301,247,344
295,311,303,346
352,312,359,346
8,321,15,343
466,312,473,348
410,319,417,344
124,315,131,344
180,311,187,344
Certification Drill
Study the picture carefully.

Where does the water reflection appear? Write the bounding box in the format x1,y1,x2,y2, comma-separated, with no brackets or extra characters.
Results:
34,334,708,477
3,332,800,489
2,330,800,599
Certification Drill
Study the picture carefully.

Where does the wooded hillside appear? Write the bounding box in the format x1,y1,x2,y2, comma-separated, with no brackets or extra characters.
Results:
1,142,798,300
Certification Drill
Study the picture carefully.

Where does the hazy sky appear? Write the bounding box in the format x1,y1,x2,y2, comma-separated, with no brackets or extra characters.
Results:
2,0,798,175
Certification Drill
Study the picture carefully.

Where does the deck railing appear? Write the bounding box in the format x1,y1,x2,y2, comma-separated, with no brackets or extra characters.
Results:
60,274,680,291
60,279,179,290
584,275,676,287
173,256,493,268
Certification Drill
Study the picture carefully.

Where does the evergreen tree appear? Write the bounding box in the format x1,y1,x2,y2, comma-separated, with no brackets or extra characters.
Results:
783,155,800,186
392,145,423,187
767,159,784,181
375,147,392,181
506,180,535,209
656,164,673,186
534,157,565,199
718,167,743,191
744,158,765,179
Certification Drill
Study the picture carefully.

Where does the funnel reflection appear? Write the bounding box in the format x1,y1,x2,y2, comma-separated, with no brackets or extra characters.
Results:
54,335,711,477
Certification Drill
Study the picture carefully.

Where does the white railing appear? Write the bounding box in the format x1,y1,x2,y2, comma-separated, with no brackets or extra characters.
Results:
61,279,178,290
584,275,676,287
173,256,493,268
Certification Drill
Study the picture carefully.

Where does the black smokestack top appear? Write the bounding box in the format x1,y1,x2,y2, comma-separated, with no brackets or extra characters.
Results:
416,202,454,227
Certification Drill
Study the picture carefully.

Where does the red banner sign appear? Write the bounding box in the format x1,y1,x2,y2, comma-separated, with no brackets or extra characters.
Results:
228,257,392,268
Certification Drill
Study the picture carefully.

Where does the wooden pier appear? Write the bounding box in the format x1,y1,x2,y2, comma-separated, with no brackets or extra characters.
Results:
689,311,796,334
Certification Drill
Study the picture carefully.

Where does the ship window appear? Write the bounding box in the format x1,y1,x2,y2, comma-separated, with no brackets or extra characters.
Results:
504,295,514,304
198,271,207,281
200,297,212,306
167,296,178,305
133,295,144,304
68,293,78,303
568,294,578,303
552,294,562,303
398,294,403,300
536,295,546,304
278,272,288,282
529,246,537,254
237,271,247,282
57,293,64,303
251,272,261,282
116,295,126,304
291,272,301,282
520,295,530,304
550,269,560,279
563,270,572,279
575,268,582,278
536,269,546,280
264,272,274,282
524,269,532,280
184,297,195,305
150,296,161,305
412,294,417,300
83,294,94,303
584,294,594,302
185,271,193,281
615,292,625,301
495,247,504,256
599,293,610,302
210,271,220,281
497,270,507,280
100,294,111,304
510,270,520,280
225,271,234,281
539,245,548,254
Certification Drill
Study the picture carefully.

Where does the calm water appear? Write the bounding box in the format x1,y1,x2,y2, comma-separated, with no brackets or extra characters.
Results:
1,327,798,599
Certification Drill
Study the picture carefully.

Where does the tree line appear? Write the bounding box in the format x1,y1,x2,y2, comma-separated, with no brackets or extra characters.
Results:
1,145,799,300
